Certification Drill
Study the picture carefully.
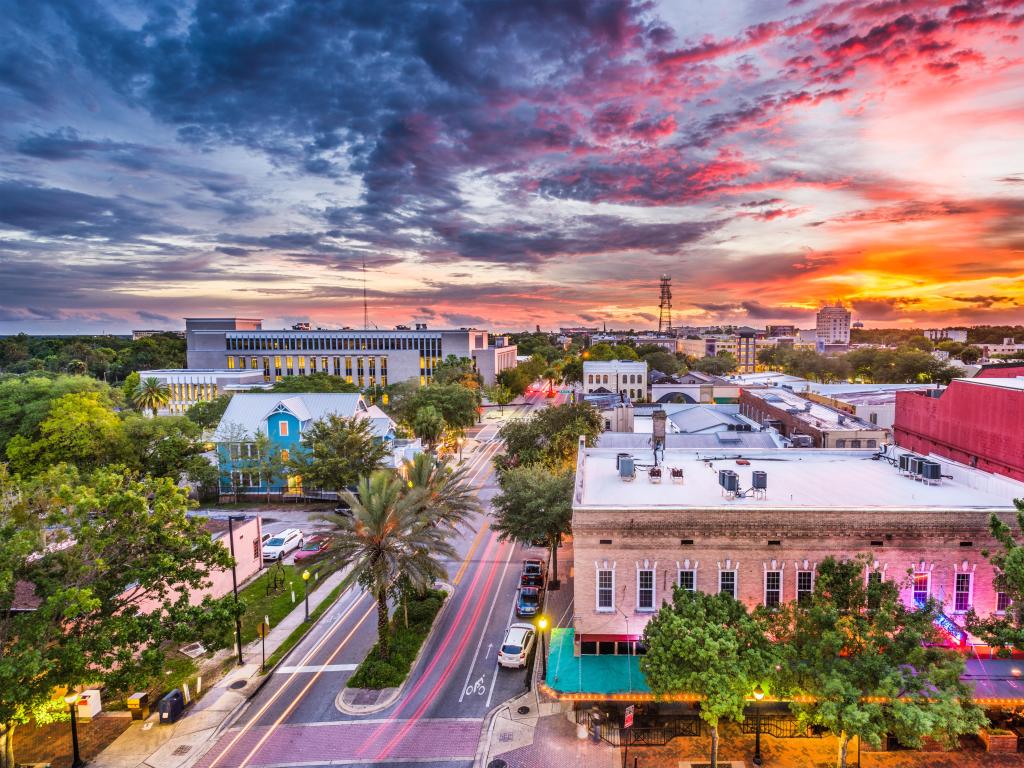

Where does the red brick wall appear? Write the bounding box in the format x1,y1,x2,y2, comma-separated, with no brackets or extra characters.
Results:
894,383,1024,482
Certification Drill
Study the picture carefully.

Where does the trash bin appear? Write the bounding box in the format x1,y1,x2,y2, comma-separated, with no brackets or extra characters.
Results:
158,689,185,724
77,689,102,721
127,692,150,721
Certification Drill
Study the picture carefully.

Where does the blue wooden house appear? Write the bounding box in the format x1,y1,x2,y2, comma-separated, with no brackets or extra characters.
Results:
213,393,397,496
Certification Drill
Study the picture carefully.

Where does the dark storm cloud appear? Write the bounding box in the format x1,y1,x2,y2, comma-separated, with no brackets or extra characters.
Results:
136,309,175,323
850,297,923,320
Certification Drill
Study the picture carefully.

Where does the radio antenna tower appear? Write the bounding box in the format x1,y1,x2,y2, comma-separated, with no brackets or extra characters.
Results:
658,274,672,332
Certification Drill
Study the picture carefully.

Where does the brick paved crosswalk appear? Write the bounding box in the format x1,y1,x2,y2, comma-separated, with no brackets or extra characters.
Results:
195,717,482,768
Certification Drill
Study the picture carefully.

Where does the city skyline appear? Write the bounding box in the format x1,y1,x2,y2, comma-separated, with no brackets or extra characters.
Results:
2,0,1023,333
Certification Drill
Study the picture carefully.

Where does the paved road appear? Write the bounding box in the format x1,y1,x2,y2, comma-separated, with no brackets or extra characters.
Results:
196,390,566,768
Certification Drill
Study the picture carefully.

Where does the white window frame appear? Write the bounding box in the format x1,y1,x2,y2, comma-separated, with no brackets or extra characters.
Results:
953,572,973,613
597,568,615,612
678,569,696,592
278,420,289,437
796,570,814,604
764,570,782,607
637,567,655,612
912,571,930,607
719,570,736,598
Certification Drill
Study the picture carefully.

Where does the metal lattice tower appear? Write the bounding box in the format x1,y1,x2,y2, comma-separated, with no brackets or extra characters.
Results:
658,274,672,332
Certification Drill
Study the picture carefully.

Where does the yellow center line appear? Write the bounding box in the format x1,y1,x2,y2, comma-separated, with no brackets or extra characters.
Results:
452,520,491,586
236,604,377,768
205,591,371,768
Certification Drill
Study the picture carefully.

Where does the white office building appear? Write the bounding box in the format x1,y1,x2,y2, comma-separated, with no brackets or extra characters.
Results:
583,360,648,401
815,303,852,346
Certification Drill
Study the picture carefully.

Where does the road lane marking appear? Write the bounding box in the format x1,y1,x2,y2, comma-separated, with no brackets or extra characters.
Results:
234,603,376,768
205,590,371,768
275,664,358,674
452,519,490,586
374,538,509,760
353,532,502,758
486,584,519,708
457,541,515,702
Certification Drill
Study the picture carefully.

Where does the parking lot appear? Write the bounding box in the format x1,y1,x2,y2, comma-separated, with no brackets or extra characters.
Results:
194,503,339,566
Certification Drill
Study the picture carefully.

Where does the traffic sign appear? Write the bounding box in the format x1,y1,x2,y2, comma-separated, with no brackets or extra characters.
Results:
257,621,270,638
624,704,634,729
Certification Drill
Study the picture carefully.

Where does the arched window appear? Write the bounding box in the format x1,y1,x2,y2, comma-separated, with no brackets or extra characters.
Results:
588,374,593,384
603,374,609,384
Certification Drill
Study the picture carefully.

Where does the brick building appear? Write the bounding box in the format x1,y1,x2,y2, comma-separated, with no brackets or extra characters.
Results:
739,386,889,447
568,443,1024,665
894,378,1024,482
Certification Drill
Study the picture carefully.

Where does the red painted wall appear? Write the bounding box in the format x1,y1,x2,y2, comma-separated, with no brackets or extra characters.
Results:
894,382,1024,482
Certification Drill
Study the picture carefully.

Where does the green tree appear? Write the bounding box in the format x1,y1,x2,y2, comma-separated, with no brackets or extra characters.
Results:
122,414,219,494
265,373,361,393
121,371,141,403
642,350,678,376
431,355,483,390
559,357,583,385
486,384,515,415
969,501,1024,650
185,394,233,431
324,471,452,660
585,342,638,361
400,384,479,433
132,376,171,416
0,467,234,767
770,556,985,767
642,590,776,768
496,366,532,396
404,452,481,533
412,405,445,451
492,466,573,583
692,352,738,376
960,346,982,364
286,415,389,492
495,402,603,473
5,392,127,475
0,374,115,455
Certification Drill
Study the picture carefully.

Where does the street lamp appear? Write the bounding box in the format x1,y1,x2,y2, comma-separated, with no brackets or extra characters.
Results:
64,692,84,768
457,437,464,463
302,569,311,621
752,684,765,766
537,616,549,680
227,514,246,666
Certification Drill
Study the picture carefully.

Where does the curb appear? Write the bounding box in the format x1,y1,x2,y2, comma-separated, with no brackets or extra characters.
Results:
335,581,455,716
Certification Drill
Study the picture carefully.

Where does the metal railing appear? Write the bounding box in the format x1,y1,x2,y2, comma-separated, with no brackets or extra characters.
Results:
740,713,824,739
574,707,702,746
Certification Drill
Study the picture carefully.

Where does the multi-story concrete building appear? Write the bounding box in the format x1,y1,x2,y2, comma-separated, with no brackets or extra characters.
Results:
925,328,969,343
184,318,516,386
895,378,1024,482
583,360,648,401
815,303,851,347
739,386,889,447
766,324,797,337
138,368,267,414
798,384,940,429
567,443,1024,663
981,338,1024,359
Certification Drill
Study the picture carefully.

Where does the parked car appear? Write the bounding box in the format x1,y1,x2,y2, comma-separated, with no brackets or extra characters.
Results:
515,586,542,618
262,528,304,561
520,559,546,588
498,623,536,669
261,532,272,545
293,535,330,562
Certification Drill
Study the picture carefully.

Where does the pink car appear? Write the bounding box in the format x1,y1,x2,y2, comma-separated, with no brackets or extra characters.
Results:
293,535,330,562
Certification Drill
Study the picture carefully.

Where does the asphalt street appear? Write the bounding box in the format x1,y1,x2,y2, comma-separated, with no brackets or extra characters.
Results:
195,390,571,768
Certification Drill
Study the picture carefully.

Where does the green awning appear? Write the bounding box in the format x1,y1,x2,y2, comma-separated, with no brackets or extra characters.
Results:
545,628,651,695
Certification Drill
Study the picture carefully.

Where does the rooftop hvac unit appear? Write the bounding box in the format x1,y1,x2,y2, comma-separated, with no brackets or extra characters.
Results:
921,461,942,483
619,456,635,481
898,453,912,473
616,453,631,470
909,456,924,477
752,470,768,490
719,470,739,493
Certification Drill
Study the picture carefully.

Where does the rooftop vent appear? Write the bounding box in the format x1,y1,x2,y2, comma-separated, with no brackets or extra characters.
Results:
619,456,636,482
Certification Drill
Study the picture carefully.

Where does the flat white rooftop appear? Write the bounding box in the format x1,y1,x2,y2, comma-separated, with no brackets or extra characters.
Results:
575,446,1024,510
961,377,1024,391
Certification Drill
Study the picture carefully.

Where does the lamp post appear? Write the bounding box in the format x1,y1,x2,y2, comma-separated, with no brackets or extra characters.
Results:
537,616,549,680
64,693,84,768
752,684,765,766
302,569,311,621
227,514,246,666
457,437,464,463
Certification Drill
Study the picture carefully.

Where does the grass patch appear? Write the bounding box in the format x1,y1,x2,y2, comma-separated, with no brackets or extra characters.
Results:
346,589,446,690
261,568,358,672
236,560,340,646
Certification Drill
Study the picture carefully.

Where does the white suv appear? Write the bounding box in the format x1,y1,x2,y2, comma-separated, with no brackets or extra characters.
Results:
262,528,304,561
497,623,536,669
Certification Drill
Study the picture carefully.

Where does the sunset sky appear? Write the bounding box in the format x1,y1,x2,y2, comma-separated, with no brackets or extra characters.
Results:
1,0,1022,333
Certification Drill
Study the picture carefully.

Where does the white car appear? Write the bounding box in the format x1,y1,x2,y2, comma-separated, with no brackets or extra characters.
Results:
262,529,304,561
498,623,536,669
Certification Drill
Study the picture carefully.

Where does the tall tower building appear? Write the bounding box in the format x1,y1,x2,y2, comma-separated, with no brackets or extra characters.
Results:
815,303,852,346
658,275,672,333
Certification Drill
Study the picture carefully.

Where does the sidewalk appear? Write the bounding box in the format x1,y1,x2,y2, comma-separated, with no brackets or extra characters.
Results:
90,565,352,768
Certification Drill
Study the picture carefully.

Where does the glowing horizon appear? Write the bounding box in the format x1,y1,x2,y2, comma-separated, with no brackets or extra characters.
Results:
1,1,1021,333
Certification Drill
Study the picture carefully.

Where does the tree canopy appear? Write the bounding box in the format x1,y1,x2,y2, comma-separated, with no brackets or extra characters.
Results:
263,372,361,393
969,501,1024,651
495,401,602,473
286,414,390,491
0,374,117,456
491,465,573,581
397,383,479,433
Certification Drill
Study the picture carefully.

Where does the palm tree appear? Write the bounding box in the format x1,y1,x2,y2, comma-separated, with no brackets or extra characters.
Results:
132,376,170,416
325,471,454,660
404,452,481,533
